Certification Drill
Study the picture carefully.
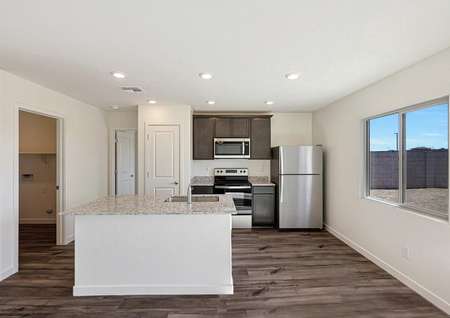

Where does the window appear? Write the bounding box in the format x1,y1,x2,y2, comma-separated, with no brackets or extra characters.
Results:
367,113,400,203
365,97,449,220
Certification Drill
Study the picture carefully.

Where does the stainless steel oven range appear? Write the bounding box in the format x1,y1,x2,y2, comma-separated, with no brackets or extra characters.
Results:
213,168,252,215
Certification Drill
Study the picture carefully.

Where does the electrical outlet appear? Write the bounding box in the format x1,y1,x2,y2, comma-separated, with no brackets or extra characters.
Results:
401,247,410,260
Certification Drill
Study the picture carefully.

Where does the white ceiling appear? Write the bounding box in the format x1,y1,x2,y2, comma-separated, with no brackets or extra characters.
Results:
1,0,450,112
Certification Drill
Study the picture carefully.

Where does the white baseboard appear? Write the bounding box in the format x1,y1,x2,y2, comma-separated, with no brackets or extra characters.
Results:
0,266,16,281
232,215,252,228
325,224,450,315
73,283,234,296
20,218,56,224
63,234,74,245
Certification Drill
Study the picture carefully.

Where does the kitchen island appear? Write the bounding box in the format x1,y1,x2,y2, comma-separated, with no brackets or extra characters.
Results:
64,194,235,296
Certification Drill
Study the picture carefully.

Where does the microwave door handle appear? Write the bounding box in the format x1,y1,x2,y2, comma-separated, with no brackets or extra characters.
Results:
242,142,245,155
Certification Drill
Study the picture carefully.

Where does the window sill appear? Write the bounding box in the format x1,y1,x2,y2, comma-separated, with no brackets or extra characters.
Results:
363,196,449,224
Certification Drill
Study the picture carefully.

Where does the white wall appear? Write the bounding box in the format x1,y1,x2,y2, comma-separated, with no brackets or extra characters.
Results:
138,104,192,194
191,113,313,177
312,48,450,314
271,113,312,146
19,154,57,224
0,69,108,281
19,111,57,154
192,160,270,177
106,109,138,130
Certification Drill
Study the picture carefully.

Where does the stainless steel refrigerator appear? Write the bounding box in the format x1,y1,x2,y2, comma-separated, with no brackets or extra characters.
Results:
271,145,323,229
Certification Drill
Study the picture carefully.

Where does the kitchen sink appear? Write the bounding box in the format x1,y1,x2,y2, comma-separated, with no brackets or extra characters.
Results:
164,195,220,203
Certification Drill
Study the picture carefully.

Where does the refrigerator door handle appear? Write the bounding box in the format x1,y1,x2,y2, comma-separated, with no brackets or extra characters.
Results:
280,148,284,173
279,178,284,203
279,148,284,203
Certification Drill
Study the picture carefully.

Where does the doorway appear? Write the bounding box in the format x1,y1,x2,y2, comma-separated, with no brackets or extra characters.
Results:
145,125,180,199
18,110,63,247
111,129,137,196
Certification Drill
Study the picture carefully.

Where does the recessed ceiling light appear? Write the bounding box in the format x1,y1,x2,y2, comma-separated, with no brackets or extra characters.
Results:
148,100,157,104
199,73,213,80
285,73,300,80
265,101,274,105
111,72,126,79
207,100,216,105
111,106,120,110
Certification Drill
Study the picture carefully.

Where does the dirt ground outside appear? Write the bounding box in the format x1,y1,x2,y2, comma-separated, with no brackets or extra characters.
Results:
370,188,448,214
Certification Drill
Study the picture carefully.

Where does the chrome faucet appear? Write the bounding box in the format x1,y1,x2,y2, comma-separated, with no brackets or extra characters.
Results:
187,184,192,205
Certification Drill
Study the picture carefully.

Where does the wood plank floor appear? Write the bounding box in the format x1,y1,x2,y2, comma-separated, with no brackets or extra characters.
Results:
0,224,446,317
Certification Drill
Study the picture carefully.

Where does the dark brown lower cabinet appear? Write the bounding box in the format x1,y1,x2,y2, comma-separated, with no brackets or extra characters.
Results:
252,186,275,227
191,186,214,194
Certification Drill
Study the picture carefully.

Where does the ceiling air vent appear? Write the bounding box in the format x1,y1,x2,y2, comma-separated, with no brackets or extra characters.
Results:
121,86,143,93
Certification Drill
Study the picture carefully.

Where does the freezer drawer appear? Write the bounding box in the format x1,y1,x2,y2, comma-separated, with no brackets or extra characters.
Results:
278,174,322,229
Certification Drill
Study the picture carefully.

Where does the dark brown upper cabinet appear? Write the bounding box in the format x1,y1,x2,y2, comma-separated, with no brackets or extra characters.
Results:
193,117,215,159
215,118,250,138
193,115,272,160
250,117,271,159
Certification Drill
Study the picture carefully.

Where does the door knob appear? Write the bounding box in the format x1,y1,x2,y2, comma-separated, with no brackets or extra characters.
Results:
173,181,179,185
130,174,134,178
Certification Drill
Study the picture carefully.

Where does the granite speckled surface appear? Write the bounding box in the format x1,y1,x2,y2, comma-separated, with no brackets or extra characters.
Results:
191,176,274,186
249,176,275,186
63,194,236,216
191,176,214,186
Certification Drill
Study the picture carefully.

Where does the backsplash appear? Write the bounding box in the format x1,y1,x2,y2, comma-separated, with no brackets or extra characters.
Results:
191,160,270,176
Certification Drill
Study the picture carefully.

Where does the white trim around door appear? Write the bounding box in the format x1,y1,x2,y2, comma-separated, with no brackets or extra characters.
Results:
11,105,67,279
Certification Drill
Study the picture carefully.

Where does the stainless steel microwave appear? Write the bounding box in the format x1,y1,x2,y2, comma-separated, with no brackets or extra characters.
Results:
214,138,250,158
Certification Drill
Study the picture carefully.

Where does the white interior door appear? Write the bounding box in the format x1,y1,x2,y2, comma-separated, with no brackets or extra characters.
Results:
145,125,180,199
116,130,136,195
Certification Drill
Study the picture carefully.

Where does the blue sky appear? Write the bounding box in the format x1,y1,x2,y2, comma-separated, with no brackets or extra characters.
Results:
370,103,448,151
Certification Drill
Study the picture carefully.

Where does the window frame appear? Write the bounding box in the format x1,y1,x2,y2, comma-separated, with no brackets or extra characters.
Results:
364,96,449,221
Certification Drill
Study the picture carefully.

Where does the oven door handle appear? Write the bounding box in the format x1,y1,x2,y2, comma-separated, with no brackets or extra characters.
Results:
215,185,252,190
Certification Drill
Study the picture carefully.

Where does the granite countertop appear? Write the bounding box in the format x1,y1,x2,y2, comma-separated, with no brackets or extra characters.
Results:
249,176,275,186
62,194,236,216
191,176,275,186
190,176,214,186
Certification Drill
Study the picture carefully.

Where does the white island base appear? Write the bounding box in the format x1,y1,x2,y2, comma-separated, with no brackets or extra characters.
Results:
74,214,233,296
